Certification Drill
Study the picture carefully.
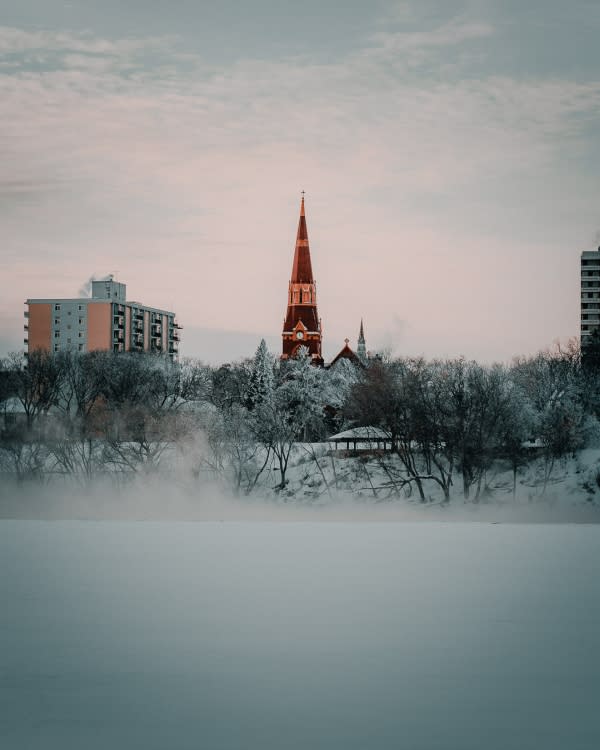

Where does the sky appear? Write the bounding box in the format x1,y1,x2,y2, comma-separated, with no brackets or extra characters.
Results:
1,0,599,364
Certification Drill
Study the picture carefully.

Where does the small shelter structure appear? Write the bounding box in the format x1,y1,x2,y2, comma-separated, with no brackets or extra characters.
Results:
326,426,392,454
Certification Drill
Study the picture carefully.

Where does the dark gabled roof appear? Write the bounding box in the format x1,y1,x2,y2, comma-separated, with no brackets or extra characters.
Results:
329,341,362,368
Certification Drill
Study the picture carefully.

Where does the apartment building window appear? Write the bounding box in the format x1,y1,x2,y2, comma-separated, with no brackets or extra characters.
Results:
55,304,61,311
78,344,84,351
78,305,84,311
79,318,84,325
54,344,60,352
54,331,60,338
78,332,84,338
54,318,60,325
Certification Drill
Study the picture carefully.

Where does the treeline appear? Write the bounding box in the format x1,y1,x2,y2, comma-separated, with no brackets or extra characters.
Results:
345,343,599,500
1,341,599,500
0,350,210,483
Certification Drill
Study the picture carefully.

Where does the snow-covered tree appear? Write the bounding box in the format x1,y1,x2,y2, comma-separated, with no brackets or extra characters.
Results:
324,357,360,410
248,339,274,409
279,346,326,440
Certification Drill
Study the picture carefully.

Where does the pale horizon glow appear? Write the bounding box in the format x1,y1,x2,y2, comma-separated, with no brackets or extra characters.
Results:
1,1,599,364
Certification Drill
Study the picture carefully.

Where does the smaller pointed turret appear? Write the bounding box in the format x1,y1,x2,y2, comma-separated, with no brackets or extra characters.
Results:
357,319,367,363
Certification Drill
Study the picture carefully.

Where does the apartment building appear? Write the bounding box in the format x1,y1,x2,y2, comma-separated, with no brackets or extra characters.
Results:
25,277,181,359
581,247,600,350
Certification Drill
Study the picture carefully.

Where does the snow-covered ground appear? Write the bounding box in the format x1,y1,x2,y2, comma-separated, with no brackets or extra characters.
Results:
1,521,599,749
273,444,600,506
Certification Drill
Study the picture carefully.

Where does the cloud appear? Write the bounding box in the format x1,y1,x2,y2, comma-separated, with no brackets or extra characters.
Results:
0,26,172,56
368,19,494,53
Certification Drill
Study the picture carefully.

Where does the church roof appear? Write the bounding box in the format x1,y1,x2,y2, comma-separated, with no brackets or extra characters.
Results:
329,340,362,368
290,196,314,283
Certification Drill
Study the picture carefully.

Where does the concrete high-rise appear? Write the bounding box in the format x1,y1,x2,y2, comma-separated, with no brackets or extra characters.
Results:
581,247,600,350
24,277,181,359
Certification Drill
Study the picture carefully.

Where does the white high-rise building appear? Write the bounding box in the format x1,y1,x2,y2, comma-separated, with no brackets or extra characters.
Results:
581,247,600,349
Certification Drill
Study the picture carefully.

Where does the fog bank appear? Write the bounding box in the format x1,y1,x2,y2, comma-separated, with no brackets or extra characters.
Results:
2,478,600,523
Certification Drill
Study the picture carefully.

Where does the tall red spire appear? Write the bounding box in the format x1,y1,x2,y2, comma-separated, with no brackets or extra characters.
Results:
291,195,314,283
282,194,323,362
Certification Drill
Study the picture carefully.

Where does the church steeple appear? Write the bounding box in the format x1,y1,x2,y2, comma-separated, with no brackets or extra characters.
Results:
290,195,313,283
282,194,323,362
357,319,367,363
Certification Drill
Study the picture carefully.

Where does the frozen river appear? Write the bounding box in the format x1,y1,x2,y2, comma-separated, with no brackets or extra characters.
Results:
1,521,599,749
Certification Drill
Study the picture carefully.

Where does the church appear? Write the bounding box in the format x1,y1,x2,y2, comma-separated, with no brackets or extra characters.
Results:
281,195,367,367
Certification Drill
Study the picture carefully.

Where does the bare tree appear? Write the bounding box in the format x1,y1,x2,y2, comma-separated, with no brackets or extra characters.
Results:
4,351,63,431
201,403,271,494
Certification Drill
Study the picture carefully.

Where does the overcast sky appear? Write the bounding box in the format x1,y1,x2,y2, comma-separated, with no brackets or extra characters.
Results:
1,0,599,364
